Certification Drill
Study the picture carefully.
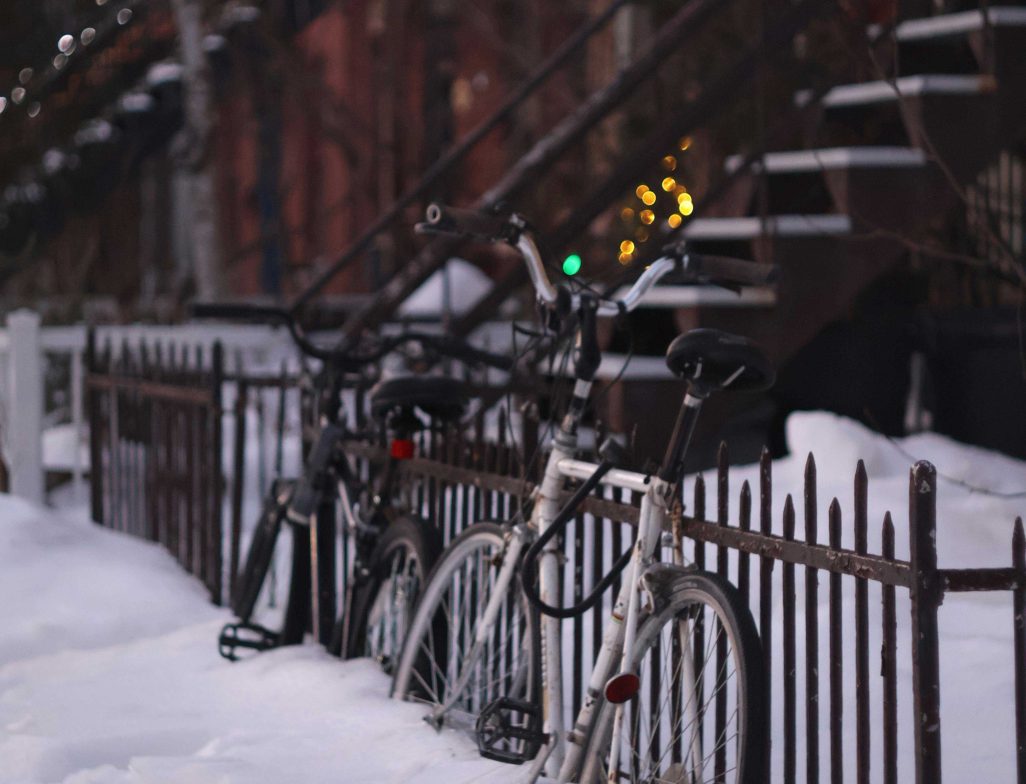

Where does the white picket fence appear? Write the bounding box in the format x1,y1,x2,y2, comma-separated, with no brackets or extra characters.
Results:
0,310,297,505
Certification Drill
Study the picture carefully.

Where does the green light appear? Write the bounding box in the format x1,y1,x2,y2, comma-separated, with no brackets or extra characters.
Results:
562,253,582,276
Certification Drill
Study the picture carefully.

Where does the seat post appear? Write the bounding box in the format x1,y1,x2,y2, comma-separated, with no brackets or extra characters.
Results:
656,390,705,484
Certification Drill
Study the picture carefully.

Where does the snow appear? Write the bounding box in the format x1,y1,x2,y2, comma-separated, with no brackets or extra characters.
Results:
1,411,1024,782
0,499,519,784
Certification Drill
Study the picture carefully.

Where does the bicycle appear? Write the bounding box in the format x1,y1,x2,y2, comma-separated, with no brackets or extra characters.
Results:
191,302,512,666
391,204,773,783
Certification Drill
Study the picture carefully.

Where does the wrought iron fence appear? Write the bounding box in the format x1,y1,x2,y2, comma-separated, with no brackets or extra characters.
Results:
86,339,1026,781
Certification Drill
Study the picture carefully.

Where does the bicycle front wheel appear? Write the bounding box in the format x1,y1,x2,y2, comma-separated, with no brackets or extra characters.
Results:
231,480,309,646
580,571,766,784
344,514,440,670
391,522,539,737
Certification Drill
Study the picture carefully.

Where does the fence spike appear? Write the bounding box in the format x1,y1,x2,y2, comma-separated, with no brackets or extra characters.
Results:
882,511,898,784
738,480,751,607
855,458,870,784
758,446,773,783
783,494,796,784
805,454,820,784
829,498,843,784
1013,517,1025,782
909,461,941,784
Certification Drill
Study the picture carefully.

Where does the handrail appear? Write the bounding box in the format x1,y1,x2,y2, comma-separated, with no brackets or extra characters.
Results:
337,0,728,340
450,0,837,339
290,0,635,310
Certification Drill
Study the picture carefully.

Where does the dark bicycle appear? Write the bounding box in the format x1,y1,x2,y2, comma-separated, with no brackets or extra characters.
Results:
192,303,512,666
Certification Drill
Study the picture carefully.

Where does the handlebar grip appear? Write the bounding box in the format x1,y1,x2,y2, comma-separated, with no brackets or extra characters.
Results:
423,203,512,241
688,253,778,286
190,302,292,324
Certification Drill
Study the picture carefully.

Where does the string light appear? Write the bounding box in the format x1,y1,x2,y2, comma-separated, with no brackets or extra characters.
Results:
635,184,649,199
618,252,632,265
641,191,656,206
661,155,677,171
678,200,694,216
668,214,682,229
620,240,635,254
661,177,676,192
639,209,654,225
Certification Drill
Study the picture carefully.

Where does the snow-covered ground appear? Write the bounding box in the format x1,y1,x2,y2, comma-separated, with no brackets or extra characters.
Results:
1,412,1023,783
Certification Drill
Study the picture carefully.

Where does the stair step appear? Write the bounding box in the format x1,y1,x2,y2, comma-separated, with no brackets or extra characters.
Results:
886,6,1026,42
725,146,927,174
683,215,851,240
611,284,777,309
798,74,994,109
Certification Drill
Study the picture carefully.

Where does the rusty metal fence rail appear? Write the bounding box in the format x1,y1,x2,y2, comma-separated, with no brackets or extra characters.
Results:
86,331,225,603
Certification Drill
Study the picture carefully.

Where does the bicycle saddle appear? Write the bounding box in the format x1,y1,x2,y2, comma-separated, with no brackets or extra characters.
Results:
370,376,470,423
665,328,774,394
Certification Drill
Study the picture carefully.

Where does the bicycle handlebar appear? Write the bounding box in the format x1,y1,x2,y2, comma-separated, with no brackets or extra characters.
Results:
190,302,514,371
677,249,777,288
419,204,777,320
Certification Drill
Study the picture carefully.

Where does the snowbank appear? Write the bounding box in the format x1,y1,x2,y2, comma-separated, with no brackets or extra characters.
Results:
0,411,1023,782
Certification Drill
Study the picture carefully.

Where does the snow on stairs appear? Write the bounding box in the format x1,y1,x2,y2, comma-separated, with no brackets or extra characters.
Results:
680,4,1026,368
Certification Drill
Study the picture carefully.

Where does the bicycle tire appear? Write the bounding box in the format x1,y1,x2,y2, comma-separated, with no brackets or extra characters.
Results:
391,522,540,742
230,480,309,647
343,514,441,669
580,570,766,784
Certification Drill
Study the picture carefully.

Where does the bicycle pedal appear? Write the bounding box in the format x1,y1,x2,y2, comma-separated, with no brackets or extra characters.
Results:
217,622,278,661
475,697,547,765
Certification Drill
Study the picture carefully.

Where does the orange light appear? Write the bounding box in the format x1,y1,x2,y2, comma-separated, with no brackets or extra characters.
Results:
679,136,692,151
679,201,694,216
639,209,654,225
620,207,634,222
620,240,635,254
635,184,649,199
661,155,677,171
661,177,676,192
641,191,656,206
618,252,632,265
635,228,650,243
668,214,682,229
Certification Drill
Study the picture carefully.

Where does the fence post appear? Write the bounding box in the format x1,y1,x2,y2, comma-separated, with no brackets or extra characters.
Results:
85,328,104,524
1013,518,1025,784
7,309,44,504
210,341,224,605
909,460,942,784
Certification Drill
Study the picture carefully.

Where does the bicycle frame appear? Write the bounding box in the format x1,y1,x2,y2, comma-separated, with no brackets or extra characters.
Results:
448,367,694,782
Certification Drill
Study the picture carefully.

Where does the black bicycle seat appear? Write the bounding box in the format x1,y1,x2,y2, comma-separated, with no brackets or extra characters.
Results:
665,328,774,394
370,376,470,423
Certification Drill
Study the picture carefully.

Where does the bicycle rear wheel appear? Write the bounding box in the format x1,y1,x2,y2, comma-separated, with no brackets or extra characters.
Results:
391,522,539,740
343,515,440,670
580,571,766,784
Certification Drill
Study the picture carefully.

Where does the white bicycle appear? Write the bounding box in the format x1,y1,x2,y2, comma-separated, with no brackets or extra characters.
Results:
392,204,772,784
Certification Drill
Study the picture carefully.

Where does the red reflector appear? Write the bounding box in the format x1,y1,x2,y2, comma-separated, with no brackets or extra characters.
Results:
390,439,415,460
604,671,641,704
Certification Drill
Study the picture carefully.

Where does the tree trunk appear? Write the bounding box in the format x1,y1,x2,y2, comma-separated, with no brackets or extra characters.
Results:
169,0,224,300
